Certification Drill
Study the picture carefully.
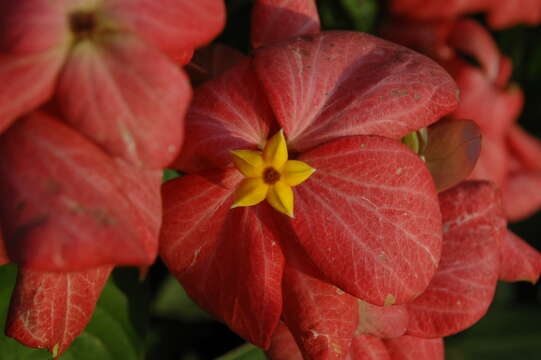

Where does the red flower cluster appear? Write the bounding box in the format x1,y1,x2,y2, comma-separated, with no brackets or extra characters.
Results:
0,0,225,357
1,0,540,358
384,3,541,222
158,1,541,359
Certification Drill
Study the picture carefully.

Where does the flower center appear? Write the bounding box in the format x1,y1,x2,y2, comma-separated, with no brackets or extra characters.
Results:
69,11,97,38
263,167,281,184
230,130,315,217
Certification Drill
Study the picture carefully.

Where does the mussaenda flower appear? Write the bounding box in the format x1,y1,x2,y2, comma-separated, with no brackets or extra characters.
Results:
265,180,540,360
159,30,460,349
382,18,541,222
230,130,315,217
0,0,225,168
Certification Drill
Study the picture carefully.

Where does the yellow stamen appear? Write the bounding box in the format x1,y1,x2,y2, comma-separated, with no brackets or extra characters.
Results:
230,130,315,217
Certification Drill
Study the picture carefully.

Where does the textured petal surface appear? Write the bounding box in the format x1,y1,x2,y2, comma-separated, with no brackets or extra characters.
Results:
406,181,504,337
6,266,112,358
57,33,190,168
160,170,284,348
254,31,459,152
0,112,162,271
251,0,320,48
172,59,275,172
499,231,541,283
384,336,444,360
356,301,409,339
280,253,358,360
104,0,226,55
293,136,442,305
347,335,390,360
267,323,304,360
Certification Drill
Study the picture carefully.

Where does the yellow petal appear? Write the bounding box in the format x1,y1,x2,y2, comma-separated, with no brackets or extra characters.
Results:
266,181,294,217
282,160,315,186
231,150,265,178
263,129,288,170
231,178,269,208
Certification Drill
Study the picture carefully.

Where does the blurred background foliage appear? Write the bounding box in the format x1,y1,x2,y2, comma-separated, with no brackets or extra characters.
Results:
1,0,540,359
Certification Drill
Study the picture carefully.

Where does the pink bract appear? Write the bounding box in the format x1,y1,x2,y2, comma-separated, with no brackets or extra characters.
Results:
383,17,541,221
0,112,163,271
265,181,514,360
160,30,460,349
388,0,541,29
6,266,113,358
0,0,225,168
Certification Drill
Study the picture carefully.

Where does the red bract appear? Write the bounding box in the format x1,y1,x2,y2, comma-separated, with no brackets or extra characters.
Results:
6,266,112,358
499,230,541,283
251,0,320,48
383,18,541,221
266,181,513,360
0,112,163,270
0,0,225,168
269,323,445,360
388,0,541,29
160,29,460,349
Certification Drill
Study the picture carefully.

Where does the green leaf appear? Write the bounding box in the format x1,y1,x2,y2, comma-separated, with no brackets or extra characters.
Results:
215,343,266,360
0,266,149,360
446,282,541,360
152,274,211,322
163,169,180,183
339,0,378,33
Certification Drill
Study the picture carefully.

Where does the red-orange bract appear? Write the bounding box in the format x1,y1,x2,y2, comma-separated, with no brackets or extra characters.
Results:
0,0,226,356
382,17,541,221
0,0,225,168
160,21,460,355
265,181,540,360
389,0,541,29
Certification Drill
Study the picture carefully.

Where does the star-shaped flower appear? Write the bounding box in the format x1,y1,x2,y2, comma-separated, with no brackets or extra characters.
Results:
230,130,315,217
160,28,459,349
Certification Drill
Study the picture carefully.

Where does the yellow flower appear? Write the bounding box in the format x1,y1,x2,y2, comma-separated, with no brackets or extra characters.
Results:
230,130,315,217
